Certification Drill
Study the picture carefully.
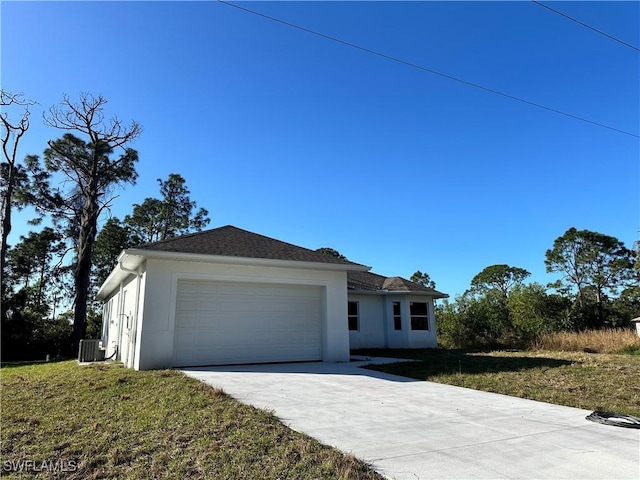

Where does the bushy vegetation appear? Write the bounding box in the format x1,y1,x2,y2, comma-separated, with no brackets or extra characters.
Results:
437,286,639,349
1,91,210,362
436,230,639,349
1,292,74,361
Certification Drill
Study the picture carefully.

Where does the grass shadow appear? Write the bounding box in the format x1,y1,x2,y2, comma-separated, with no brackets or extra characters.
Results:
354,348,572,378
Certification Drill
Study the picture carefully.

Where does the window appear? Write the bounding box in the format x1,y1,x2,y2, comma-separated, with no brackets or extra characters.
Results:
348,301,359,331
410,302,429,330
393,302,402,330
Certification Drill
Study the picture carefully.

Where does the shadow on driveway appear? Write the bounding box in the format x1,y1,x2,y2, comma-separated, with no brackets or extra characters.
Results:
181,356,423,382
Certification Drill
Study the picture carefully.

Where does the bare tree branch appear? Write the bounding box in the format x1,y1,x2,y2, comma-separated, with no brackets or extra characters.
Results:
44,93,142,150
31,93,141,351
1,90,38,315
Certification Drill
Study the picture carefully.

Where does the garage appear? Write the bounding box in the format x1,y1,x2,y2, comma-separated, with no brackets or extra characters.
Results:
98,225,366,370
173,279,323,366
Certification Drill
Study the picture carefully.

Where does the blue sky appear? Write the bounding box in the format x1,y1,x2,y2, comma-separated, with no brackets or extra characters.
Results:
2,1,639,298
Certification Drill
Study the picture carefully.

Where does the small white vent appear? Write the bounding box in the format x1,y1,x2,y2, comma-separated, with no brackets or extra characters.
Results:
78,339,106,363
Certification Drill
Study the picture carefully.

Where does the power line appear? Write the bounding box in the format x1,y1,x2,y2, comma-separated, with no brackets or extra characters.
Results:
532,0,640,53
216,1,639,139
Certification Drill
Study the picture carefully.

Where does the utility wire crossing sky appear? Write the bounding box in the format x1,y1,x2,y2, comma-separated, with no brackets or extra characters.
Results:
218,0,639,138
531,0,640,52
3,1,639,298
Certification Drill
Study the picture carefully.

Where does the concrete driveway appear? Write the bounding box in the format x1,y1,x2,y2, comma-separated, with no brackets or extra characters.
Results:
183,358,640,479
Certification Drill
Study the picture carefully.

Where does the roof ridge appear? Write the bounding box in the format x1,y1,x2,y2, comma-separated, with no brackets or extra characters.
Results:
132,225,367,267
349,272,447,297
134,225,237,248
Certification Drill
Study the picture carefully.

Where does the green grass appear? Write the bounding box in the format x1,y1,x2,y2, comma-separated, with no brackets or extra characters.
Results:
619,344,640,355
356,348,640,417
0,361,383,480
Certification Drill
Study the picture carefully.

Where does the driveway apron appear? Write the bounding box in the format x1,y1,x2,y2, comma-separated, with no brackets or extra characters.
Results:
183,359,640,479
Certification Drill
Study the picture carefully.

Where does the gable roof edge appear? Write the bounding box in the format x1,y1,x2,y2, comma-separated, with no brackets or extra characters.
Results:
124,248,371,272
347,289,449,299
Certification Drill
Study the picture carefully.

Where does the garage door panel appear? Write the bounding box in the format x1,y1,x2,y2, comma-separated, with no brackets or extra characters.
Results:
199,283,218,295
175,330,195,346
196,300,219,313
176,314,196,329
177,282,199,294
306,330,322,342
175,350,195,365
176,298,198,312
185,345,320,365
174,281,323,367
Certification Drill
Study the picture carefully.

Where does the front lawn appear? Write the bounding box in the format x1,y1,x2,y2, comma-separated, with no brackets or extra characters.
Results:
357,349,640,417
1,361,382,480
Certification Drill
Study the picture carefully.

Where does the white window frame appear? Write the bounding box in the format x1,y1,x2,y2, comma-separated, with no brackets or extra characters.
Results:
392,301,402,331
348,301,359,331
410,302,429,331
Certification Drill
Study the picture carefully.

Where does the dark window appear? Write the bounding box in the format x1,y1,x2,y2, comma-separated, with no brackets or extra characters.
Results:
348,301,359,331
393,301,402,330
410,302,429,330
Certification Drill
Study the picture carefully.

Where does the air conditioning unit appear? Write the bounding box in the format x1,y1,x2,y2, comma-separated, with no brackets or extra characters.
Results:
78,339,106,363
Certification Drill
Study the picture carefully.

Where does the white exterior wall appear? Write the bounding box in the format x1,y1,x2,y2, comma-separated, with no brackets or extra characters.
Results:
120,278,137,366
135,259,350,370
131,270,147,370
406,296,438,348
385,296,410,349
102,267,147,368
347,294,439,350
348,294,386,349
104,293,120,358
103,274,135,359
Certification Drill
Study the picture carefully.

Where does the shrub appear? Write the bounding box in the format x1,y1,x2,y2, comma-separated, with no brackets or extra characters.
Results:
436,293,511,348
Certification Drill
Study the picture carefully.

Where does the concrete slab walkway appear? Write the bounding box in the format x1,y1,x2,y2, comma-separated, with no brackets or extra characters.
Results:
183,358,640,480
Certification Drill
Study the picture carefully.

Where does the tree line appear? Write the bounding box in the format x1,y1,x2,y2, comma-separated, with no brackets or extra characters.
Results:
434,230,638,348
319,224,638,347
1,91,209,361
2,90,638,360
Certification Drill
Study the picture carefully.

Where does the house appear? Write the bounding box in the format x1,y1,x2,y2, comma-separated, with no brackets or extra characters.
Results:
632,317,640,337
97,225,447,370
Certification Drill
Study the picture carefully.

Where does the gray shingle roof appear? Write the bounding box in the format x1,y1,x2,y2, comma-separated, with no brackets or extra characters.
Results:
347,271,387,290
347,271,448,297
134,225,366,267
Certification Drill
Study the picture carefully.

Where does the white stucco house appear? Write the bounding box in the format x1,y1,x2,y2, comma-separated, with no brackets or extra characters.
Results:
97,225,447,370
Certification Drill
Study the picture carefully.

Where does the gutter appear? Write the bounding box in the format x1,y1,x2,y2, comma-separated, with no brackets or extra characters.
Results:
123,248,371,273
348,289,449,299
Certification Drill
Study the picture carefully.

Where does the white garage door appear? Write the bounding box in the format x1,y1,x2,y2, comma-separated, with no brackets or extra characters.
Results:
173,280,323,366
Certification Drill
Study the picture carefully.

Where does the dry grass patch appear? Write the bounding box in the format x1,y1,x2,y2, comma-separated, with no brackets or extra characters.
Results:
1,361,383,480
533,329,640,354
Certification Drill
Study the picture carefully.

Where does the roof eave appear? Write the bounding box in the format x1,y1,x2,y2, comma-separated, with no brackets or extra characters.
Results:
348,289,449,298
123,248,371,272
95,251,145,300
